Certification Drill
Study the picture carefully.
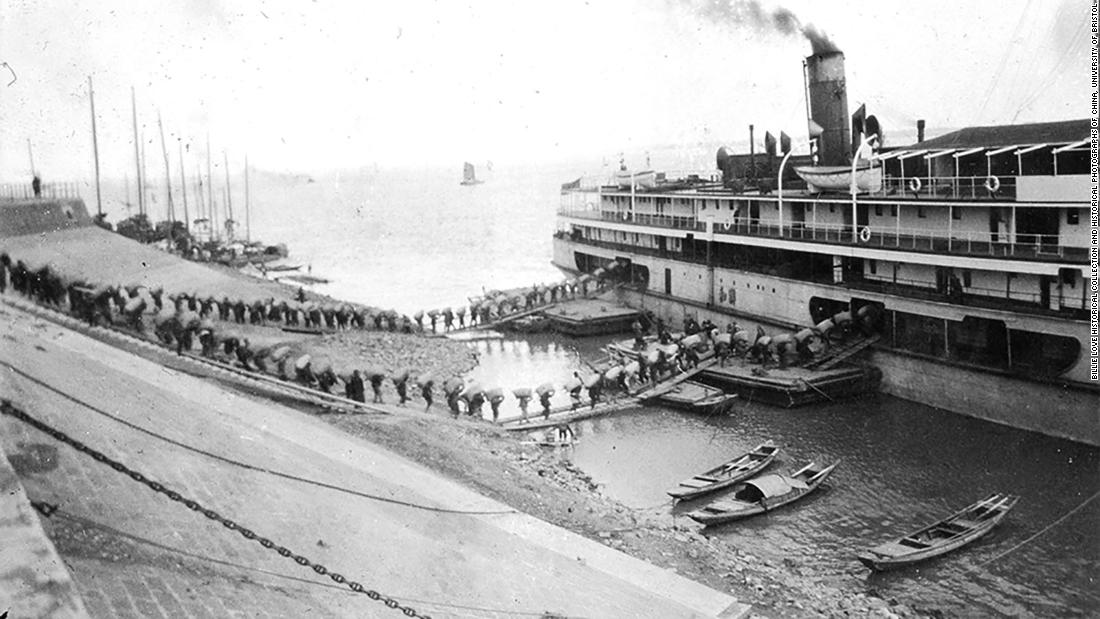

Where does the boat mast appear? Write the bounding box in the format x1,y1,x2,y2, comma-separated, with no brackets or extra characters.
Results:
27,139,35,178
244,154,251,243
178,140,189,234
206,133,216,241
223,150,234,240
140,137,148,218
156,111,174,246
131,87,145,217
88,76,103,217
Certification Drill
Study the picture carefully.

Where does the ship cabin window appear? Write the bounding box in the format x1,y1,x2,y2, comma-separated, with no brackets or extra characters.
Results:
1055,148,1090,175
917,205,926,218
869,260,877,275
962,270,971,287
828,204,835,213
951,206,961,220
1067,209,1079,225
874,205,883,217
891,205,897,216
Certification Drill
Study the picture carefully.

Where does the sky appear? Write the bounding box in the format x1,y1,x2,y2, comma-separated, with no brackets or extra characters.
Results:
0,0,1093,181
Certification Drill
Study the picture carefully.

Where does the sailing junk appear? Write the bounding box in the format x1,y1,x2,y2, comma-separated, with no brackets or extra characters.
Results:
460,162,484,186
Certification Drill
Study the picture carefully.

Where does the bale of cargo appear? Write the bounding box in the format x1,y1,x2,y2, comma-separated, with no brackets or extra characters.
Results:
270,345,292,363
604,366,623,381
294,354,312,371
535,382,556,397
592,267,606,278
832,310,853,326
715,332,732,346
443,377,465,395
624,360,640,375
646,349,661,364
582,373,601,388
564,377,582,392
512,386,533,399
485,387,505,402
123,296,146,315
416,373,435,387
463,382,484,400
365,367,386,380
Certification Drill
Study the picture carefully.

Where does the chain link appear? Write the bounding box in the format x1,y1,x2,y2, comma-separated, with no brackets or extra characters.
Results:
1,399,431,619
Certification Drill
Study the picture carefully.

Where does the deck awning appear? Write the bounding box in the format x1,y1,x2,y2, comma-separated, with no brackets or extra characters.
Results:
1013,143,1049,155
870,150,910,162
952,147,987,158
985,145,1019,157
897,150,929,160
1053,138,1090,153
923,148,959,160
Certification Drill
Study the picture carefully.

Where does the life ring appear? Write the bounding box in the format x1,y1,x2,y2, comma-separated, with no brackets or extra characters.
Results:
908,177,922,193
723,221,732,231
858,226,872,243
984,175,1001,193
622,211,629,221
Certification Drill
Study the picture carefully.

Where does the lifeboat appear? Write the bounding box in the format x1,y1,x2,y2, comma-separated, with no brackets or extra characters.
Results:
794,163,882,193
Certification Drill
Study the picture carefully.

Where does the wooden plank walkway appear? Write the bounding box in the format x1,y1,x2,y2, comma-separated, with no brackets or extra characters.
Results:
498,360,716,432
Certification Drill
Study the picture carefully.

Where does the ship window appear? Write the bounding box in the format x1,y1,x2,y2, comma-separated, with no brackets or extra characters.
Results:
829,204,835,213
894,311,946,358
962,270,971,287
869,260,877,275
874,205,883,217
1009,330,1080,377
951,206,961,220
891,205,898,217
917,205,926,218
1067,209,1079,225
948,317,1008,368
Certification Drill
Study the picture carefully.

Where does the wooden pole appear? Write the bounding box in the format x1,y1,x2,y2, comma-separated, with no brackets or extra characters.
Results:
223,150,234,239
178,140,190,233
88,76,103,217
206,133,215,240
27,139,35,176
131,87,145,217
157,112,174,245
244,154,251,243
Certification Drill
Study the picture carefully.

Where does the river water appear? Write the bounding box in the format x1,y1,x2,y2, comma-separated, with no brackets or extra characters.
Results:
238,160,1096,616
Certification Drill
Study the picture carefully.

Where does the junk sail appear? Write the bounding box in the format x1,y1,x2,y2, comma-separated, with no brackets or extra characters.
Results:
460,162,484,186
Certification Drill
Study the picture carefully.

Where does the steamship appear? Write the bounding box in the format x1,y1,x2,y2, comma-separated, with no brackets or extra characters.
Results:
553,50,1098,446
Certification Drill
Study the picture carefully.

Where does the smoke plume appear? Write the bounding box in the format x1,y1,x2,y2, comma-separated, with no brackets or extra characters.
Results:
694,0,839,55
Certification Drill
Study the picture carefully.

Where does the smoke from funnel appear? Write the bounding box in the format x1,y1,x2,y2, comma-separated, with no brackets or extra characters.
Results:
694,0,839,55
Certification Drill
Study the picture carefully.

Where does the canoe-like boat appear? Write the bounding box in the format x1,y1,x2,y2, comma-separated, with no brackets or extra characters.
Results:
857,493,1019,571
655,380,735,411
687,460,839,525
794,163,882,193
667,441,779,500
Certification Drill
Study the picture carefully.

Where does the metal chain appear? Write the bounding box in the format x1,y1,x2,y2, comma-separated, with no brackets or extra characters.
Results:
1,399,429,619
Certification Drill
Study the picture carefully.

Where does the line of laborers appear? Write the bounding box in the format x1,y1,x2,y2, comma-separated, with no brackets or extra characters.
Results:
0,253,880,422
0,252,621,420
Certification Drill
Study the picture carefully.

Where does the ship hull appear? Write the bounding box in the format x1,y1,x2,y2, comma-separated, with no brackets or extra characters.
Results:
552,235,1100,446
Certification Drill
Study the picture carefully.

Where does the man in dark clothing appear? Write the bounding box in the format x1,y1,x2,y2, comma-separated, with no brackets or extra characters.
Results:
447,391,462,417
588,381,602,410
369,372,385,404
421,381,434,412
345,371,367,404
32,175,41,198
296,287,307,303
539,392,553,420
394,374,409,406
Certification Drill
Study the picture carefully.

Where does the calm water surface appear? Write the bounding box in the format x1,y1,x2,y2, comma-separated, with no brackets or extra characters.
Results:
206,160,1095,616
469,334,1099,617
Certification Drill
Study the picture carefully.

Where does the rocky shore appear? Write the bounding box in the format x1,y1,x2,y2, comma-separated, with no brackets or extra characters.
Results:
323,404,931,618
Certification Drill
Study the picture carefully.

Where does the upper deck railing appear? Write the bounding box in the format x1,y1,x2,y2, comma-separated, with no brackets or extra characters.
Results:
878,175,1018,200
558,208,1088,263
1,182,83,201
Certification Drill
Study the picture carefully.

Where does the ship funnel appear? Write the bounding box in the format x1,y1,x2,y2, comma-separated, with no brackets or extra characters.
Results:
804,51,850,166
